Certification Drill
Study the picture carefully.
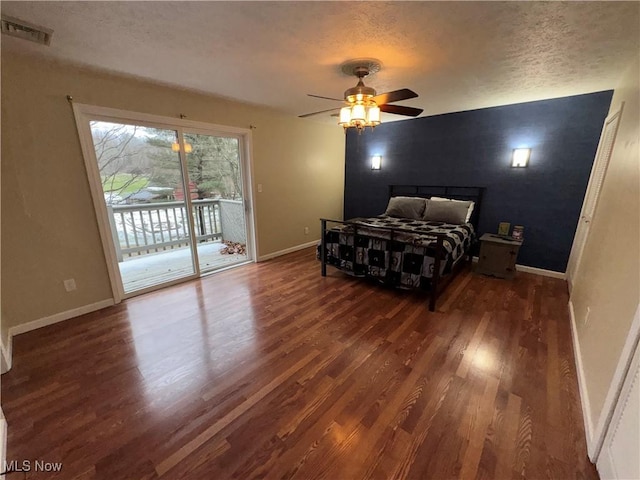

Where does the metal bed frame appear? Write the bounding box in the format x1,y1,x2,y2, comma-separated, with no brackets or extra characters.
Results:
320,185,485,311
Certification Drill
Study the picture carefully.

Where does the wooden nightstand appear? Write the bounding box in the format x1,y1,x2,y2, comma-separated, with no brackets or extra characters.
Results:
476,233,523,279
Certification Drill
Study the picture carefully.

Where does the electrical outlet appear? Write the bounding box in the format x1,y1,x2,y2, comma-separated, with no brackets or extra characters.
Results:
304,226,309,235
63,278,77,292
257,184,263,193
584,307,591,326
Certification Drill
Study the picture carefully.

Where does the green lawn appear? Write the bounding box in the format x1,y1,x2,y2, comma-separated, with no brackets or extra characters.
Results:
102,173,150,194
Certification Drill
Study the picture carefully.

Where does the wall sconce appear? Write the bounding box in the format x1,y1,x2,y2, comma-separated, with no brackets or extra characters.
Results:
512,148,531,167
371,155,382,170
171,142,193,153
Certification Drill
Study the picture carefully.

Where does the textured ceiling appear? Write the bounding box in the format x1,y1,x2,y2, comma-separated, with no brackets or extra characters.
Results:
2,1,638,123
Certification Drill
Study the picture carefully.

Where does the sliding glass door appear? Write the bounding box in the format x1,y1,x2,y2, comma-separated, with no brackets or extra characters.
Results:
184,131,248,273
89,122,197,294
74,105,255,301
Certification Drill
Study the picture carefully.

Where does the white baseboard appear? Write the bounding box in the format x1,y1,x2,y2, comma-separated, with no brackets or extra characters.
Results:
515,264,566,279
0,334,12,374
1,299,115,373
258,240,319,262
0,408,6,478
568,299,596,459
8,299,115,338
471,256,565,279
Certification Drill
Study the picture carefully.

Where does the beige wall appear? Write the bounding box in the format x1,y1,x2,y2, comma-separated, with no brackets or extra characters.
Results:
1,52,345,332
571,55,640,430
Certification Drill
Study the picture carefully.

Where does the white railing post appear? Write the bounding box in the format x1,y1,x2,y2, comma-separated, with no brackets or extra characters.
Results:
106,205,123,262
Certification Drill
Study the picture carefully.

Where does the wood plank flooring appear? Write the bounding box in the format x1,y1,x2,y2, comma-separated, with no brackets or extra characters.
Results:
1,247,598,479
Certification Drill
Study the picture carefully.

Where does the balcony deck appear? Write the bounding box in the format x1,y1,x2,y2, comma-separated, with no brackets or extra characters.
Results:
119,241,247,293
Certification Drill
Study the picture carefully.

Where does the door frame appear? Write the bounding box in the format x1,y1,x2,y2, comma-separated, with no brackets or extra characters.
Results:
71,103,257,303
566,103,624,291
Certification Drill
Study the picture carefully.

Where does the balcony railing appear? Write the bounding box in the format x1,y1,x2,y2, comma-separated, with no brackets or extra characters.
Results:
107,199,222,261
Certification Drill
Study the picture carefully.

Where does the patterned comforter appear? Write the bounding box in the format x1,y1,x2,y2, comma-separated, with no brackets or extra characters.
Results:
320,215,475,289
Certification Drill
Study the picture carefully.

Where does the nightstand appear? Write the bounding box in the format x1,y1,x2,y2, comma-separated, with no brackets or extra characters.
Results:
476,233,523,279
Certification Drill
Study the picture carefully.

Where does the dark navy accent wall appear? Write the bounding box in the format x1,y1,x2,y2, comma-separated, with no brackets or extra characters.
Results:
344,91,613,272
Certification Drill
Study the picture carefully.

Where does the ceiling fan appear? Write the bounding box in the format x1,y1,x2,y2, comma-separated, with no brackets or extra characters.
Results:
299,59,424,131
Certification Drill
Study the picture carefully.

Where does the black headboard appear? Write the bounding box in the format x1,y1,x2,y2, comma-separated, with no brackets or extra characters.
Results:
388,185,485,231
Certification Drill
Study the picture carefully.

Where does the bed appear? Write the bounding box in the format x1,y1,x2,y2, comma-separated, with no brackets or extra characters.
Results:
319,185,485,311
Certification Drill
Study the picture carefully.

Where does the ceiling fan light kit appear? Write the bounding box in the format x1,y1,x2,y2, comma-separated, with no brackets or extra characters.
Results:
339,103,381,131
336,61,381,132
300,58,424,133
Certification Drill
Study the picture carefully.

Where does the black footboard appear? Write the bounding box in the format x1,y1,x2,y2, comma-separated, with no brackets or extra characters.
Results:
319,218,467,312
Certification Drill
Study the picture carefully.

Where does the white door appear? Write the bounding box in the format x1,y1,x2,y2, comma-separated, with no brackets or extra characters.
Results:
597,337,640,479
566,104,624,290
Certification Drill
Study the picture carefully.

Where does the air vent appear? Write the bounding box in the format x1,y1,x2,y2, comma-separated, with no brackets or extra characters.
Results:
1,15,53,46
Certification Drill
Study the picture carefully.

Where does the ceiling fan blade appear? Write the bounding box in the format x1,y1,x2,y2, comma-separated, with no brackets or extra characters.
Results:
372,88,418,105
299,107,341,118
307,94,345,102
379,104,424,117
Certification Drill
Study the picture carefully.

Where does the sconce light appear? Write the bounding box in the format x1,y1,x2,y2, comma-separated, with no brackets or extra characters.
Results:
171,142,193,153
512,148,531,167
371,155,382,170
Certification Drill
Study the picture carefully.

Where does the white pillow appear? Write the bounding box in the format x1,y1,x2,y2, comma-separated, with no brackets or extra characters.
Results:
430,196,475,223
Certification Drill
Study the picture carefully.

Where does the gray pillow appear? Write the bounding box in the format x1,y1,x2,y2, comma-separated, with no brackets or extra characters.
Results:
423,199,472,224
384,196,427,220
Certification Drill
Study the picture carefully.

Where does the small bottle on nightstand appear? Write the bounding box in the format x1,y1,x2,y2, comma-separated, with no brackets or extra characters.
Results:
512,225,524,241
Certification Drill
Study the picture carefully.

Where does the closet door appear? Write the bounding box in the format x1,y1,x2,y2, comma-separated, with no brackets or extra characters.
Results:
597,338,640,479
566,104,623,289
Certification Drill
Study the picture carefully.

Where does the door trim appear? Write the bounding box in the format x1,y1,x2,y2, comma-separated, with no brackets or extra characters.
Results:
72,104,128,302
71,103,257,303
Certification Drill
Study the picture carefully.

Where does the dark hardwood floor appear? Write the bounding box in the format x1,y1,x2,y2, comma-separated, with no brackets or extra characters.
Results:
1,248,597,479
